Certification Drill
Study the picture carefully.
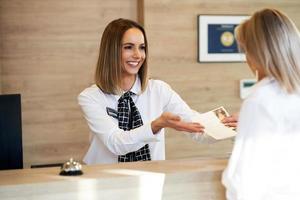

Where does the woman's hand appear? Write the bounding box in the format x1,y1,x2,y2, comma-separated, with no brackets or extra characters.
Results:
221,113,239,128
151,112,205,134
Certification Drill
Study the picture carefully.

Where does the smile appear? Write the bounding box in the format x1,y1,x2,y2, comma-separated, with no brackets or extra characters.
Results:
127,61,140,67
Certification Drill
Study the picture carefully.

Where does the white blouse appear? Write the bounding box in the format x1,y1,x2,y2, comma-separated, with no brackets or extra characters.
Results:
78,77,202,164
222,77,300,200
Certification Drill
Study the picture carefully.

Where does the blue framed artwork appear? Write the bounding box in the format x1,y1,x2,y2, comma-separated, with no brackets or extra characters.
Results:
198,15,249,63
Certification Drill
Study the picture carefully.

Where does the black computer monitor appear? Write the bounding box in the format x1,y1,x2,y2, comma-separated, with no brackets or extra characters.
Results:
0,94,23,170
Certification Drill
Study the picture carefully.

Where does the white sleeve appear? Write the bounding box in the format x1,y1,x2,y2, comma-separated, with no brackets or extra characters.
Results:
237,99,276,137
160,81,195,121
185,131,216,143
159,81,210,142
78,91,158,156
223,99,277,200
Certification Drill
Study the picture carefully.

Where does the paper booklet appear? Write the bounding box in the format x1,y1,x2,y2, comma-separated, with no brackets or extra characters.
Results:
192,106,237,140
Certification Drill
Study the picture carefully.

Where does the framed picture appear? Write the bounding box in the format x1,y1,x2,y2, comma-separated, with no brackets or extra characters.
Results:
198,15,249,63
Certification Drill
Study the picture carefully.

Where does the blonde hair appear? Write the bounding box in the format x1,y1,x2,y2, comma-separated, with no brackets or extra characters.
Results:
95,18,148,94
235,8,300,93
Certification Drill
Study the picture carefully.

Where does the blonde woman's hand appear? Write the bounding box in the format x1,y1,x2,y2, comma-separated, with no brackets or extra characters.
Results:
221,113,239,128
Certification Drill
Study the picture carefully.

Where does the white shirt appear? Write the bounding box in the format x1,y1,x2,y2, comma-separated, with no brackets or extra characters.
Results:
78,77,198,164
222,77,300,200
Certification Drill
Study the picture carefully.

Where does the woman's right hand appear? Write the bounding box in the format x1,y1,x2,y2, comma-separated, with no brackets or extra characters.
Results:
151,112,205,134
221,113,239,128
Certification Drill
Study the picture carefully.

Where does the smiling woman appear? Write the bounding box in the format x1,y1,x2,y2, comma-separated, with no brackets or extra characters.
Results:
78,18,213,165
121,28,146,91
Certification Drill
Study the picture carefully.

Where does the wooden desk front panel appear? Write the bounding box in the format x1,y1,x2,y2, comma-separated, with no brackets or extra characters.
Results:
0,158,227,200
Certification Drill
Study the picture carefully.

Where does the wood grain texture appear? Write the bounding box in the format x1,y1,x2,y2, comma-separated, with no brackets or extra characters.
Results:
0,0,137,167
137,0,145,26
0,158,227,200
1,0,300,167
144,0,300,159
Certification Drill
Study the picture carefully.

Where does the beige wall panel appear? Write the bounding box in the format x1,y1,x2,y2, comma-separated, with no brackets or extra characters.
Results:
144,0,300,159
1,0,300,167
0,0,137,167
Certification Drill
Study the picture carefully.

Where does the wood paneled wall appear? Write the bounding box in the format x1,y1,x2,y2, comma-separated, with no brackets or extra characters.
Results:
144,0,300,160
1,0,300,167
0,0,137,167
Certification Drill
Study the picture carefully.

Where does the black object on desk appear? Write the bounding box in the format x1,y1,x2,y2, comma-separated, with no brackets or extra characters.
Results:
0,94,23,170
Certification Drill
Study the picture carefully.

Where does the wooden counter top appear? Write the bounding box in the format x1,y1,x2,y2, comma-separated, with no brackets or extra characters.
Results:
0,157,227,200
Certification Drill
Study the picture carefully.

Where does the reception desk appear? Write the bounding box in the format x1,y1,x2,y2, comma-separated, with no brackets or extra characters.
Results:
0,158,227,200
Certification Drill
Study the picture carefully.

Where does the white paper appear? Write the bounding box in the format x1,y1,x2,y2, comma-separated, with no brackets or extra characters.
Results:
193,106,237,140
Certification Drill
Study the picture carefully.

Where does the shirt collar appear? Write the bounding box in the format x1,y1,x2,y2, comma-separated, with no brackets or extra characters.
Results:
250,76,275,94
113,76,142,99
130,75,141,95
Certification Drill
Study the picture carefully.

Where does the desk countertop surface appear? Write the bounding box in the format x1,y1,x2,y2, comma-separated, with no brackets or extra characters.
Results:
0,157,228,200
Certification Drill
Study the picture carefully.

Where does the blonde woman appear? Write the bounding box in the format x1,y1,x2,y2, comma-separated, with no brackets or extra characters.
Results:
78,19,207,164
222,8,300,199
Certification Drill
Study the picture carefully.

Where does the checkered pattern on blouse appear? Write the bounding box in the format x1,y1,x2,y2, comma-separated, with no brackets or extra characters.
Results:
117,91,151,162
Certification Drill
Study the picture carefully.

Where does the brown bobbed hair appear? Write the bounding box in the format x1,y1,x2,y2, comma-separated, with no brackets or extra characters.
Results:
95,18,148,94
